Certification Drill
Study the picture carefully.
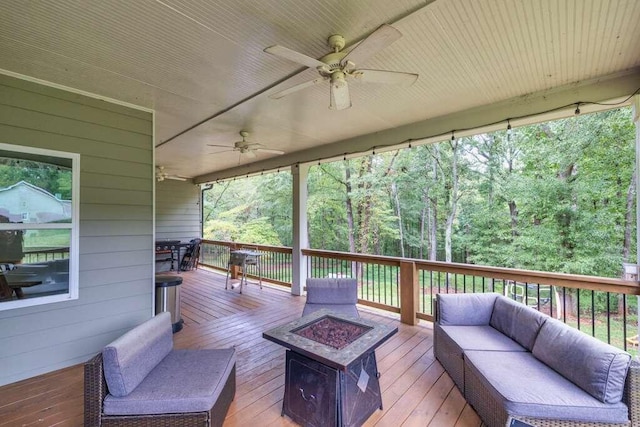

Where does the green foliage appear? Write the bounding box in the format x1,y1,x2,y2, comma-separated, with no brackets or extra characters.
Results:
237,218,282,245
203,107,636,279
0,160,72,199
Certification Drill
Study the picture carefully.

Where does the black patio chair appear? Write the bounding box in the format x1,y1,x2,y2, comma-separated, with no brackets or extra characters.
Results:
180,238,201,271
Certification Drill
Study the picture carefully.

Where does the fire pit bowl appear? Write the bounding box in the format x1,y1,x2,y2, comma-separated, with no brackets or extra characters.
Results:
293,315,372,350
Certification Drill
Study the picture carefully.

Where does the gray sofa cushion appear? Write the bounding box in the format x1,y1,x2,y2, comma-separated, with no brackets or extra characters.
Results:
532,318,631,404
306,278,358,304
490,296,547,351
102,312,173,397
465,350,629,423
438,325,528,353
437,292,498,326
103,348,236,415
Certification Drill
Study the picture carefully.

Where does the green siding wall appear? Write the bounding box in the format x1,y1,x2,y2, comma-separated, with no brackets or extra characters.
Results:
156,179,201,242
0,73,154,386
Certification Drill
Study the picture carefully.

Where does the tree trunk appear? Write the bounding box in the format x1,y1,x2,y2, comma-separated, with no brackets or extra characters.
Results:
419,194,427,259
429,149,438,261
445,139,460,263
391,182,405,257
356,156,373,254
508,200,519,238
621,169,636,314
344,161,356,253
622,169,636,262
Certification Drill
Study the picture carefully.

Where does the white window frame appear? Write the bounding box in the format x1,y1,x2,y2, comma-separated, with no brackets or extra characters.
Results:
0,143,80,311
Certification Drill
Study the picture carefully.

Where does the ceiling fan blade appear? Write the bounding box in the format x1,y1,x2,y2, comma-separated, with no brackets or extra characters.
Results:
207,144,233,148
166,176,187,181
264,45,327,69
340,24,402,67
255,148,285,155
270,76,327,99
353,69,418,87
208,149,236,154
330,79,351,110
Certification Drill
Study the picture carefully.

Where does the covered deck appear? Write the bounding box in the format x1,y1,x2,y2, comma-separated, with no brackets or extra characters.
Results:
0,268,480,427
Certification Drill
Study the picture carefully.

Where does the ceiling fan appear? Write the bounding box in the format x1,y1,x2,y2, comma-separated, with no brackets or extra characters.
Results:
208,131,285,159
264,24,418,110
156,166,188,182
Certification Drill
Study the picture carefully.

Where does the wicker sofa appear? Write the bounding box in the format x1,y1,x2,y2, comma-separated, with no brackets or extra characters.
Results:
434,292,640,427
84,312,236,427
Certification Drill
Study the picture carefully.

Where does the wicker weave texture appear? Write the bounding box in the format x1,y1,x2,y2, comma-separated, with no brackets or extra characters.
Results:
463,360,639,427
625,361,640,426
83,353,235,427
509,416,629,427
464,361,509,427
434,324,465,392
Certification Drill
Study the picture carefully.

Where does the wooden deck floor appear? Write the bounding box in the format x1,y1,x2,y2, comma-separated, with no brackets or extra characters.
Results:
0,268,481,427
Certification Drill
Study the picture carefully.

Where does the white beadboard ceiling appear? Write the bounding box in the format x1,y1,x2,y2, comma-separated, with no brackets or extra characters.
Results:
1,0,639,182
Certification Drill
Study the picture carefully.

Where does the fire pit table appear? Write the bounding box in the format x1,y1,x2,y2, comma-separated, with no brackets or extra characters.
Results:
263,309,398,427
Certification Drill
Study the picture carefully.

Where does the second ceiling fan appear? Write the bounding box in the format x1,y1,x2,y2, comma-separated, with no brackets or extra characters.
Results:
264,24,418,110
208,131,285,159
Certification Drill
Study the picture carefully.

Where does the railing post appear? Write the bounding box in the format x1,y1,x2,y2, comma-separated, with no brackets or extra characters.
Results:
400,261,419,325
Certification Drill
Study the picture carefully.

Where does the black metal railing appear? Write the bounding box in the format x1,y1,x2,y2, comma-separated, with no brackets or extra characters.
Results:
197,241,640,352
200,240,292,286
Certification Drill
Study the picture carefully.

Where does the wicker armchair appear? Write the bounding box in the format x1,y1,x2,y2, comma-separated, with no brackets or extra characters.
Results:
84,353,235,427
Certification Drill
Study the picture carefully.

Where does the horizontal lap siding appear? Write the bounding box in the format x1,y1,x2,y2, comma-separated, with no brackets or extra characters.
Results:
156,179,201,242
0,73,154,386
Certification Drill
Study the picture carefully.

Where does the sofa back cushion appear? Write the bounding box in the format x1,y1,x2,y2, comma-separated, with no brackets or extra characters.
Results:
490,296,547,351
102,312,173,397
437,293,498,326
532,318,631,403
306,278,358,305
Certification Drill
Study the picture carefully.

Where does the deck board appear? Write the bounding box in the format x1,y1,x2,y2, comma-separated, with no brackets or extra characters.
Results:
0,268,480,427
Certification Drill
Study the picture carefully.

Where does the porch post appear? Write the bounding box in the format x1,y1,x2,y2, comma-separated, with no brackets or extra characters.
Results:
291,163,309,296
633,95,640,340
399,261,419,325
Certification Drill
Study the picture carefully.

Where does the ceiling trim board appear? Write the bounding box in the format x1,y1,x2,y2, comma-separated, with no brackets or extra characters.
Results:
0,68,154,113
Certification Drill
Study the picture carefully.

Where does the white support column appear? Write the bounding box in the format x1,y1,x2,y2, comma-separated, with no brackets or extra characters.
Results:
633,95,640,340
291,163,309,296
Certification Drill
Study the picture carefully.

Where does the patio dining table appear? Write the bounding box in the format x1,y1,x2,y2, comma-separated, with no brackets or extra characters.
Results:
7,278,43,299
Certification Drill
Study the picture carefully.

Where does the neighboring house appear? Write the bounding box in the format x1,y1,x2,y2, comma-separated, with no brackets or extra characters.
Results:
0,181,71,223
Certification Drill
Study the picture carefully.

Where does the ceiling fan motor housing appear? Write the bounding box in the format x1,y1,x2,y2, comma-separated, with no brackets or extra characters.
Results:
319,51,347,72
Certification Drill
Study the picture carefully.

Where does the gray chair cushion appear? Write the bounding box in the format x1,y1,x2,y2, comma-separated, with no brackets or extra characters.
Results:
103,348,236,415
306,278,358,304
102,312,173,397
437,292,498,326
438,325,528,353
532,318,631,403
302,303,359,318
465,350,629,423
490,296,547,351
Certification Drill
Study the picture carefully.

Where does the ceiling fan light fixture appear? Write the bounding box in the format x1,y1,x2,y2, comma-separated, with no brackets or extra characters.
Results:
330,71,351,110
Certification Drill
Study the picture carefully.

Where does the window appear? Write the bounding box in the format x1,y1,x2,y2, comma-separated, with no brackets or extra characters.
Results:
0,143,79,310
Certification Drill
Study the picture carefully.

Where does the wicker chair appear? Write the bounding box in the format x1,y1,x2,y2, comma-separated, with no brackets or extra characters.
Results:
302,277,359,317
84,313,236,427
84,353,236,427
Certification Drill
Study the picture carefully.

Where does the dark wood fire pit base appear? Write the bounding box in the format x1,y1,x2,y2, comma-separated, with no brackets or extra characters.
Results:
262,310,398,427
283,349,382,427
